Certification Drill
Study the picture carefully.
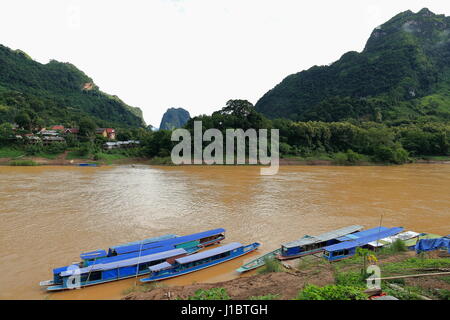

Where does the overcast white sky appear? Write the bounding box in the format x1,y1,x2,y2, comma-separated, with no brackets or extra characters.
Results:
1,0,449,126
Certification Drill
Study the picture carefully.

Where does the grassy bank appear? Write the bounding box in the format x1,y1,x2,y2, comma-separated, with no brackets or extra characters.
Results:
8,159,39,166
123,249,450,300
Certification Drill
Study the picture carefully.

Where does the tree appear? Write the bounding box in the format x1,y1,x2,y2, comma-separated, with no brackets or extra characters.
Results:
14,112,32,131
0,122,15,145
79,117,96,139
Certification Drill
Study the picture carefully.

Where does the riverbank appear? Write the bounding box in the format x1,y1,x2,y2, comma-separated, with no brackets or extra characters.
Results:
1,146,450,166
1,155,450,167
123,250,450,300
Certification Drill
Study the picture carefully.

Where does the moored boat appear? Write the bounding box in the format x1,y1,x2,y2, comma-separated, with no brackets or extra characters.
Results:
140,242,260,283
323,227,404,262
367,231,420,249
41,228,226,288
80,234,178,265
45,248,188,291
278,225,364,260
236,248,281,273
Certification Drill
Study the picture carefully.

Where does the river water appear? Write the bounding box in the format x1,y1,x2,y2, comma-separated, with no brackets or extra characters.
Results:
0,164,449,299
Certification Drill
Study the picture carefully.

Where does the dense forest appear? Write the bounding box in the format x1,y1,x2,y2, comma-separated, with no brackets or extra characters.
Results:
0,44,145,129
138,100,449,165
255,8,450,123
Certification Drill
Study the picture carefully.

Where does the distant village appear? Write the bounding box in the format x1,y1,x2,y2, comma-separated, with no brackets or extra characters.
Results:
13,125,140,150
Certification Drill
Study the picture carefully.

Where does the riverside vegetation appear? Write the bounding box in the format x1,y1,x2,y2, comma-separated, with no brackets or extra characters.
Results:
2,9,450,165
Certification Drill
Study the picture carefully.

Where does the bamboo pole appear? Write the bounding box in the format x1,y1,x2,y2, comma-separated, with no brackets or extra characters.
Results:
374,271,450,280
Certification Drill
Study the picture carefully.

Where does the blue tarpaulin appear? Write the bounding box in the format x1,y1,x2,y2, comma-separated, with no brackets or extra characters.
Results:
324,227,404,253
60,248,187,276
336,227,389,242
415,237,450,253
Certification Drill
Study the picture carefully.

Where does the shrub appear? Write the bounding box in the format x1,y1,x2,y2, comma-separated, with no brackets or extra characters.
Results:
187,288,230,300
258,257,282,274
296,284,368,300
249,294,280,300
333,152,348,165
335,271,366,288
44,142,66,154
9,160,39,166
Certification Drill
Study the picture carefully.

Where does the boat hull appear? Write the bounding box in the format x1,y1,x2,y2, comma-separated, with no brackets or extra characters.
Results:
236,248,281,273
277,248,324,260
140,243,260,283
44,238,225,291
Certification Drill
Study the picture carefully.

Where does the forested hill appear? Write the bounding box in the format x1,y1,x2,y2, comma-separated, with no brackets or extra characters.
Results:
0,44,145,128
159,107,191,130
255,8,450,123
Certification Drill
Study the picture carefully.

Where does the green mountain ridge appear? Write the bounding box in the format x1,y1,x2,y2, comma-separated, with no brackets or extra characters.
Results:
0,44,145,128
159,107,191,130
255,8,450,123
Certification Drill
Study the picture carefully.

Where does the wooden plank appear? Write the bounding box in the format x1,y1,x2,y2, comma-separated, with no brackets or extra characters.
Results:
374,271,450,281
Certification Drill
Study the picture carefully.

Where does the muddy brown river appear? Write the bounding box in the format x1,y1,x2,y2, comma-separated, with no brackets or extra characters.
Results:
0,164,449,299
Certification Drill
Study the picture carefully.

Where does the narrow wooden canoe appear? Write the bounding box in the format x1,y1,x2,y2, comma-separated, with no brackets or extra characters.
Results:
236,248,281,273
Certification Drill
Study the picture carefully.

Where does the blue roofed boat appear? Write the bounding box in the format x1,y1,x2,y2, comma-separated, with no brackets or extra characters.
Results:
323,227,404,261
45,248,188,291
40,229,226,288
278,225,364,260
79,233,178,265
335,227,389,242
107,228,225,257
140,242,260,283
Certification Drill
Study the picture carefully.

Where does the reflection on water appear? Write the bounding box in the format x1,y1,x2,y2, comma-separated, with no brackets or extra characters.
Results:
0,164,449,299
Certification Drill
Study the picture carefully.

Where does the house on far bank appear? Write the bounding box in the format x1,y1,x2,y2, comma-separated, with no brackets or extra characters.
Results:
42,136,65,145
51,125,65,131
39,129,59,136
64,128,79,136
103,140,140,150
96,128,116,140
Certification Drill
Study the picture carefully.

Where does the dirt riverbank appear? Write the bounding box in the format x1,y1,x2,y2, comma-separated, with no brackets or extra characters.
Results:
122,251,450,300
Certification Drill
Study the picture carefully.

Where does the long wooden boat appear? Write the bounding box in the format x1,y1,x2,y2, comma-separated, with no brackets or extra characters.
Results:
140,242,260,283
278,225,364,260
80,234,178,265
40,229,226,288
323,227,404,262
236,248,281,273
45,248,189,291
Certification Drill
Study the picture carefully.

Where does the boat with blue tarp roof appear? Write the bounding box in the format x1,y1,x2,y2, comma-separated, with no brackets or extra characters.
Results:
45,248,188,291
140,242,260,283
40,229,226,289
278,225,364,260
323,227,404,261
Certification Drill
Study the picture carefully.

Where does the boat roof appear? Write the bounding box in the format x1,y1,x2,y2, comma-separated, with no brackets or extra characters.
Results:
149,261,172,272
80,250,108,260
367,231,420,247
113,228,225,255
175,242,242,265
109,234,178,250
282,225,364,249
324,227,404,252
92,245,175,265
60,248,187,276
336,227,389,242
